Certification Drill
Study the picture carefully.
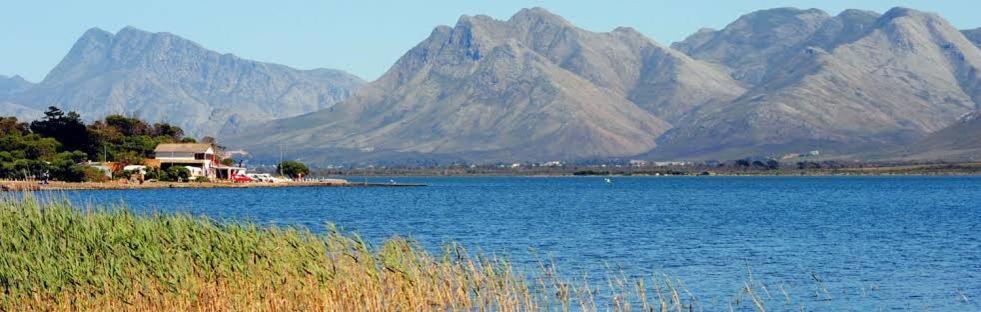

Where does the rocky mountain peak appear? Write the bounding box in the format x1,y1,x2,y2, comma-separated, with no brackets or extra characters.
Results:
723,7,830,34
610,26,652,42
785,9,879,54
507,7,572,28
79,27,113,42
0,75,31,87
0,75,35,97
455,14,497,29
11,26,364,137
837,9,879,20
879,7,928,20
672,7,832,85
115,25,153,38
871,7,954,37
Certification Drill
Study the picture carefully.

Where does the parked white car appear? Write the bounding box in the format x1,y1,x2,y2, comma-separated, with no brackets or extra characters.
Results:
246,173,288,183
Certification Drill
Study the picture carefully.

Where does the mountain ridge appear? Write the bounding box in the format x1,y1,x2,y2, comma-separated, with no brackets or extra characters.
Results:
227,6,981,164
5,26,364,137
226,8,747,163
653,7,981,160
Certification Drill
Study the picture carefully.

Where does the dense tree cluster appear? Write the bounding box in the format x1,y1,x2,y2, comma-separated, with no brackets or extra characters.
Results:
724,159,780,170
277,160,310,179
796,161,848,170
1,107,195,182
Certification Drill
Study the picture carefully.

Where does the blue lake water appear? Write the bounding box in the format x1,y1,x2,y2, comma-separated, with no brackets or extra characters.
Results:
54,176,980,310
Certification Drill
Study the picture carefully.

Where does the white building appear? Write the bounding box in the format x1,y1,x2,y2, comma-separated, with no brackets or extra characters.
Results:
629,160,649,167
153,143,218,178
543,161,563,167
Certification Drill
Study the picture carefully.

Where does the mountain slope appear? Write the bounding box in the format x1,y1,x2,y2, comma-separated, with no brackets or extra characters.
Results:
498,9,744,121
655,8,981,160
671,8,832,85
0,75,34,97
0,75,39,121
5,27,364,137
964,28,981,48
229,8,746,163
896,112,981,161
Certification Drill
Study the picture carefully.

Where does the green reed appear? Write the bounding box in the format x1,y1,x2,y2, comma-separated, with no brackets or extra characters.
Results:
0,194,795,311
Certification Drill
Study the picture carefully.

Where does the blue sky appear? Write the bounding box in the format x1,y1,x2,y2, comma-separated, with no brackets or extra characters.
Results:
2,0,978,82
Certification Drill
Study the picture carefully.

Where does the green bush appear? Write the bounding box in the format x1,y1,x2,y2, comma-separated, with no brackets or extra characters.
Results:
277,160,310,179
160,166,190,182
82,167,109,182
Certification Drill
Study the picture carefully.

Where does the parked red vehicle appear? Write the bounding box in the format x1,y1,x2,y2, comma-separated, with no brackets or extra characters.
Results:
231,174,254,183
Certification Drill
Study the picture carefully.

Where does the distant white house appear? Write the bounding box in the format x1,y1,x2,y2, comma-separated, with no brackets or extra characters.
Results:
653,161,688,167
543,161,563,167
153,143,218,178
629,160,649,167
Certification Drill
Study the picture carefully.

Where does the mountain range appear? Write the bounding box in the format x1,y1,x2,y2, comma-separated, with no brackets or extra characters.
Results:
653,7,980,159
2,7,980,164
0,27,364,137
226,8,744,163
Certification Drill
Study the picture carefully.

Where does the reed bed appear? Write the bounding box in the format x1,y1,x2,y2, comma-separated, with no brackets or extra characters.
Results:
0,195,790,311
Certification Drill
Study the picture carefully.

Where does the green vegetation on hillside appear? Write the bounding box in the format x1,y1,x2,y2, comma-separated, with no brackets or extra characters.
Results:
0,107,195,182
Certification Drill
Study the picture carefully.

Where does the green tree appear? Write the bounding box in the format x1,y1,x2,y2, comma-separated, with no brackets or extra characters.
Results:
151,123,184,141
11,159,47,179
84,115,187,164
30,106,91,153
105,115,151,137
0,133,61,161
277,160,309,179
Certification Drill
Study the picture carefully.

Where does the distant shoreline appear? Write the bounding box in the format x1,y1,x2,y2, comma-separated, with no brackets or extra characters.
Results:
4,162,979,192
316,162,981,177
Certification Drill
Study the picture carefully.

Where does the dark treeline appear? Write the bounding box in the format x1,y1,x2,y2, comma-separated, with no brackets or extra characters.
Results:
1,106,196,181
